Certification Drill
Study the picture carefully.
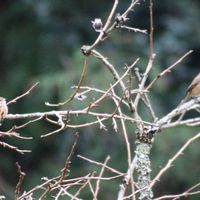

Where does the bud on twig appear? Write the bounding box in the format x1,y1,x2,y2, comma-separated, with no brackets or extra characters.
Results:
115,13,128,27
91,18,103,32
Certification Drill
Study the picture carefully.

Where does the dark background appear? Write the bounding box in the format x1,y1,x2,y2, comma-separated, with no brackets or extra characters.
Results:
0,0,200,199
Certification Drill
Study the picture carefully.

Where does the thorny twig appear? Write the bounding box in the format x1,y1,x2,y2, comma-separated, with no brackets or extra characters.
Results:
60,133,79,183
15,162,26,199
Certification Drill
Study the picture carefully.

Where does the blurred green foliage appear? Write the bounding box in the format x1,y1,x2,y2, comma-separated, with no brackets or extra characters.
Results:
0,0,200,199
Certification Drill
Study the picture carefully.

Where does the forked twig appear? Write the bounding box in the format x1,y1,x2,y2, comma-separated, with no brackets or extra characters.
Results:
146,50,193,91
83,0,119,54
93,156,110,199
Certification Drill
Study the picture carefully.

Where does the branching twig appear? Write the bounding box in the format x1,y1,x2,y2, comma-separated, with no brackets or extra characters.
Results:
82,0,119,54
150,132,200,189
146,50,193,91
41,112,66,138
91,49,127,91
158,97,200,126
4,1,199,200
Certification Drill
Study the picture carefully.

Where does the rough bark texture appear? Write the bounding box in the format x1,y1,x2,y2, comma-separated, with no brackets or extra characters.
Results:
135,143,153,200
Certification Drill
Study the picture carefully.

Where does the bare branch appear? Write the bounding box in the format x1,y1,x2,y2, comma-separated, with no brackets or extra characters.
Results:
91,49,127,91
60,133,79,183
0,141,31,154
7,82,39,105
150,132,200,188
146,50,193,91
154,191,200,200
93,156,110,200
158,97,200,126
82,0,119,54
45,57,88,107
77,154,124,175
120,25,147,34
149,0,154,60
15,162,26,199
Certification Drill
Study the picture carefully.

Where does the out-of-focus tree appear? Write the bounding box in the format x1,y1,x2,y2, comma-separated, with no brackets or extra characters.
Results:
0,0,199,199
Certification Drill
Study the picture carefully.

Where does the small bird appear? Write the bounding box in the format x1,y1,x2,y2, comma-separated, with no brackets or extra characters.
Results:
179,73,200,106
0,97,8,122
187,72,200,98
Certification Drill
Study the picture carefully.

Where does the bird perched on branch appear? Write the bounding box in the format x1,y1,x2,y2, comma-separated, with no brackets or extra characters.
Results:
187,72,200,98
0,97,8,123
179,73,200,106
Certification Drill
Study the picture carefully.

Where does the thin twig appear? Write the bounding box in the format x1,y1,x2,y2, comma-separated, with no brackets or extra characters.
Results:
0,141,31,154
45,57,88,106
120,25,147,34
158,97,200,126
0,131,32,140
85,58,139,112
172,182,200,200
146,50,193,91
15,162,26,199
7,82,39,105
83,0,119,54
60,132,79,183
134,0,155,112
93,156,110,200
149,0,154,60
91,49,126,91
91,49,135,112
161,117,200,129
77,154,124,175
150,132,200,189
72,177,91,200
112,88,136,200
153,191,200,200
